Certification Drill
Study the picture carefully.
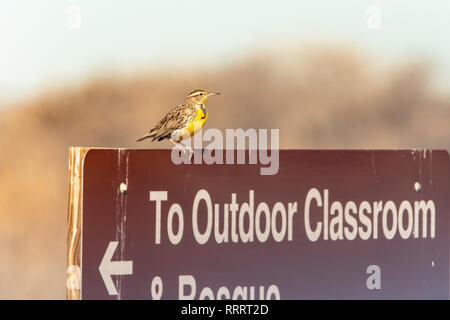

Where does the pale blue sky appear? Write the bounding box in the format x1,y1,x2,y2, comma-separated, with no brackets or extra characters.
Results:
1,0,449,105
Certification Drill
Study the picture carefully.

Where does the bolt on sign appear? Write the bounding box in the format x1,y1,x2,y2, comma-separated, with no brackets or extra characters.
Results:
66,148,450,299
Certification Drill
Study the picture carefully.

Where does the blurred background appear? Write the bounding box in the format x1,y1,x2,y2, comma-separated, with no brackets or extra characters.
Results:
1,0,449,299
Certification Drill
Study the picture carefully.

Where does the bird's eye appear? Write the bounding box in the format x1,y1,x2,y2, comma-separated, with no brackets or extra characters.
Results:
199,93,204,96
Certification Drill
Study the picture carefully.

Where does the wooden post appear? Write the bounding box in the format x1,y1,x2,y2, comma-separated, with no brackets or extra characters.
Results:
66,147,90,300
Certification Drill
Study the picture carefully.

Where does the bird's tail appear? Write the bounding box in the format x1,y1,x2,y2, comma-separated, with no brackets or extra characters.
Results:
136,133,155,142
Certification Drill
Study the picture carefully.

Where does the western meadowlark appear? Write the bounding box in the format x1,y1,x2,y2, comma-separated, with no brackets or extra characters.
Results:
136,89,220,153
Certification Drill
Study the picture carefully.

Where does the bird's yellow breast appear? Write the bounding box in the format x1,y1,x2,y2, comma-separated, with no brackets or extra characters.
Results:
186,107,208,136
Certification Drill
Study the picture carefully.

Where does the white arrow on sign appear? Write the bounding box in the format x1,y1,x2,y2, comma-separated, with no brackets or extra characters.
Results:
99,241,133,295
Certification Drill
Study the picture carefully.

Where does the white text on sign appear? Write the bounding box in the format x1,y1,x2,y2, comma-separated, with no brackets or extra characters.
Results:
149,188,436,245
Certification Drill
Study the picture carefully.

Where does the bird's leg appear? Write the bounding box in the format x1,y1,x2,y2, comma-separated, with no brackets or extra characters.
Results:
169,139,186,155
179,141,193,155
169,138,181,149
169,139,193,159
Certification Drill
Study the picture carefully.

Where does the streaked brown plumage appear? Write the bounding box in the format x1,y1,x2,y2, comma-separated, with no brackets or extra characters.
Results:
137,104,197,142
136,90,220,151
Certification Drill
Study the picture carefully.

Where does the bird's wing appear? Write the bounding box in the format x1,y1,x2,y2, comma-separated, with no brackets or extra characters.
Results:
151,104,196,141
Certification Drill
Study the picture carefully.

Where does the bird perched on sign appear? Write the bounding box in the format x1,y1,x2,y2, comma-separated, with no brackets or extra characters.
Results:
136,89,220,153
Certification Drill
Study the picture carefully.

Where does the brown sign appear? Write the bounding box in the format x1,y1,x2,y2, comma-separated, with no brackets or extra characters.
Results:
67,148,450,299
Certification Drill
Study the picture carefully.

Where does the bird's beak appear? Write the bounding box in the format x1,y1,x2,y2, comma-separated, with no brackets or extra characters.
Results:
207,92,220,97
